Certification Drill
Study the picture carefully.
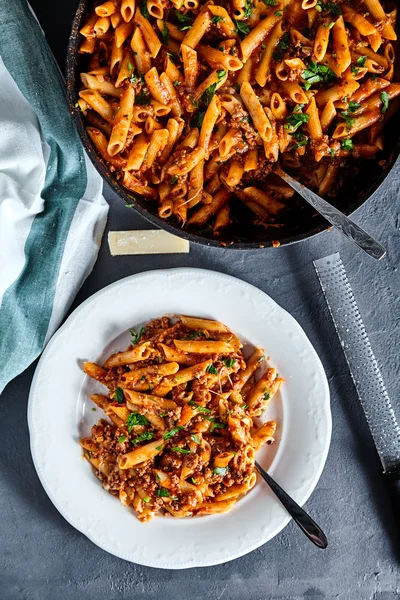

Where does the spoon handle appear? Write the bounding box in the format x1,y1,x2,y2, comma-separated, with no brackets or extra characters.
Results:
255,461,328,549
277,169,386,261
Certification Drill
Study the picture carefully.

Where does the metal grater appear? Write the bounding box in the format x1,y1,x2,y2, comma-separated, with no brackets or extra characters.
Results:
314,253,400,474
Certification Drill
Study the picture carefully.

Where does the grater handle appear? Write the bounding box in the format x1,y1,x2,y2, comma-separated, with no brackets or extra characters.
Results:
382,470,400,528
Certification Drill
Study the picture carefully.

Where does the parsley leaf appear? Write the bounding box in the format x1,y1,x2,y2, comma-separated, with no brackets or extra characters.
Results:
164,426,184,440
161,20,169,44
131,431,153,444
115,387,125,403
224,358,236,368
140,0,149,18
155,444,163,450
127,412,149,432
213,466,228,476
118,435,126,443
191,434,201,444
188,400,212,413
175,10,193,30
274,10,283,16
201,70,226,107
212,15,224,24
184,330,202,340
262,0,276,4
171,446,191,454
173,80,181,87
191,111,205,129
347,101,361,112
206,364,218,375
135,92,151,105
341,113,356,130
210,421,226,432
341,138,354,151
243,0,252,18
291,130,309,148
258,355,266,363
159,411,169,417
284,105,310,132
302,61,336,89
170,175,178,184
380,90,389,114
143,496,150,503
272,31,290,61
130,326,145,344
356,55,367,67
234,19,250,39
316,1,341,15
157,487,170,497
264,389,270,401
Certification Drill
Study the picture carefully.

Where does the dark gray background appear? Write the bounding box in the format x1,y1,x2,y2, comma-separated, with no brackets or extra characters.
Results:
1,1,400,598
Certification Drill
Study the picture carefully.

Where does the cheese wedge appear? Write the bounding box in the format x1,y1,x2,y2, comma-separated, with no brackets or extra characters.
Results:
108,230,190,256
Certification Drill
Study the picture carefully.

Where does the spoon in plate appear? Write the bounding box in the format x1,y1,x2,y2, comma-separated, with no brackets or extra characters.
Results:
255,461,328,549
276,167,386,261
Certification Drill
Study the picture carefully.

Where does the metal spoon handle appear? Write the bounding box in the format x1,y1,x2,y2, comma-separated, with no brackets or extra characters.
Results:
255,461,328,549
278,169,386,261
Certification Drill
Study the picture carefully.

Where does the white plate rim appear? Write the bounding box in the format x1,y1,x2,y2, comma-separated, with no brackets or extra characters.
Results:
28,267,331,569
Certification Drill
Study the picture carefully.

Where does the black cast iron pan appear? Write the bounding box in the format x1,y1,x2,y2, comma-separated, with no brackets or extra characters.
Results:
66,0,400,249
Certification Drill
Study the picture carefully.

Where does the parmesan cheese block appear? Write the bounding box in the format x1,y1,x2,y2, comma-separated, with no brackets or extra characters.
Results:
108,230,190,256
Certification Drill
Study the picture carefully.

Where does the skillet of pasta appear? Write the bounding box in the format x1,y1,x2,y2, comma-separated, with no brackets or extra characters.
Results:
75,0,399,238
80,315,283,520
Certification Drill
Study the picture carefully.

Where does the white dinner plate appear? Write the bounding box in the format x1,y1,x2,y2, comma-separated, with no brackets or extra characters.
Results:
28,268,331,569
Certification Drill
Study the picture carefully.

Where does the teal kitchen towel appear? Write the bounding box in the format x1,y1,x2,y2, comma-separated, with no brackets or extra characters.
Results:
0,0,108,393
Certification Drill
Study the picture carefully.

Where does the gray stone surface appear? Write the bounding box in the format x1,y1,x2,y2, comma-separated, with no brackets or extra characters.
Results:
1,2,400,598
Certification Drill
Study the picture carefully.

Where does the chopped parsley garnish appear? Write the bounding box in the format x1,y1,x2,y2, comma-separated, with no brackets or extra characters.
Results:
159,411,169,417
324,21,335,28
235,82,240,93
164,426,184,440
130,73,138,84
291,130,309,148
191,434,201,444
274,10,283,16
161,20,169,44
356,55,367,67
173,80,181,87
224,358,236,368
128,62,133,71
155,445,163,450
190,477,197,484
212,15,224,24
131,431,153,444
341,138,354,151
170,175,178,184
188,400,211,413
140,0,149,18
302,61,336,90
264,389,270,401
272,31,290,61
125,203,135,208
201,70,226,106
143,496,150,503
206,364,218,375
184,330,202,340
157,488,170,497
316,1,341,15
262,0,276,4
213,466,228,476
130,326,145,344
210,421,226,432
127,411,149,432
171,446,191,454
191,111,205,129
135,92,151,105
118,435,126,443
258,355,266,363
341,113,356,130
115,387,125,403
347,101,361,113
380,91,389,114
175,10,193,30
243,0,252,19
190,96,200,108
284,105,310,132
241,402,249,409
92,407,96,411
234,19,250,39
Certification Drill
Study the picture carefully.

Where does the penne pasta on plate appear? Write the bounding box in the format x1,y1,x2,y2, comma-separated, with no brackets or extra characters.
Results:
81,315,283,520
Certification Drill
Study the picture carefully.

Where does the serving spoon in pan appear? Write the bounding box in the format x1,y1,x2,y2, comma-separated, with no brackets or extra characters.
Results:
255,461,328,549
276,168,386,261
